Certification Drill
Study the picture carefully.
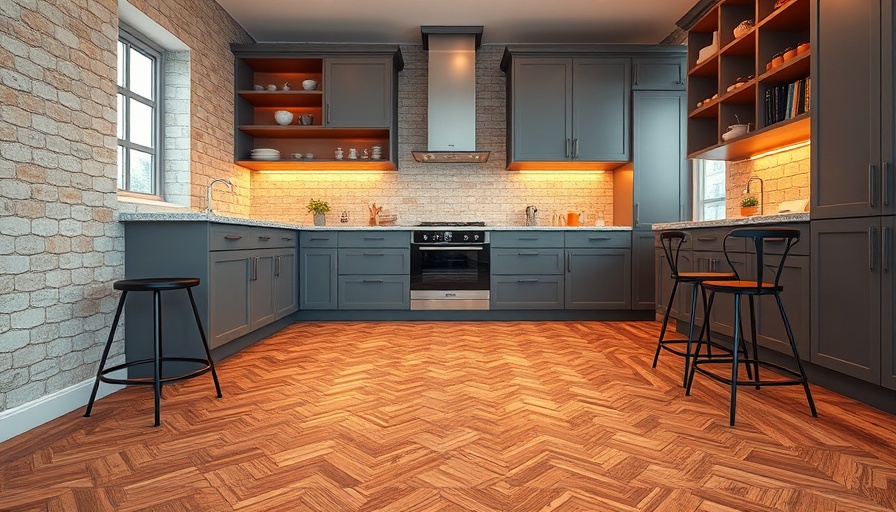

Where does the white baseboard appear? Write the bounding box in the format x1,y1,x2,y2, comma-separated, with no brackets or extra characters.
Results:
0,372,125,444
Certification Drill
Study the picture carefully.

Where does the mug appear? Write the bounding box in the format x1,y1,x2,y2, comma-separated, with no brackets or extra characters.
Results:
566,212,580,227
299,114,313,126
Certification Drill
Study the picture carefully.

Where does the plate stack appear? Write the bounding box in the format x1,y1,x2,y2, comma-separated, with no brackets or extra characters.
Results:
250,148,280,161
371,145,383,160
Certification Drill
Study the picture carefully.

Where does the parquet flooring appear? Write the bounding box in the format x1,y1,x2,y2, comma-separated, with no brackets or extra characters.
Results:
2,321,896,511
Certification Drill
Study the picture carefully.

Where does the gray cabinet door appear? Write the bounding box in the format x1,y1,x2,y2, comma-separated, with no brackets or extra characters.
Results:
811,0,887,218
490,275,564,309
811,218,882,383
338,248,410,274
633,90,687,228
491,248,564,275
274,249,297,319
632,57,685,90
511,58,572,161
338,276,410,309
631,230,656,310
572,58,631,162
249,251,276,330
325,57,392,128
209,251,251,348
299,248,337,310
754,254,810,358
565,248,631,309
883,216,896,390
692,250,748,338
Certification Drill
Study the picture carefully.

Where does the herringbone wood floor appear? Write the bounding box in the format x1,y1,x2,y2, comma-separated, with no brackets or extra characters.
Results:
2,321,896,511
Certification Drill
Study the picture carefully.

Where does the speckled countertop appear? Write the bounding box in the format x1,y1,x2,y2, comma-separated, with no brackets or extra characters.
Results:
116,212,633,231
652,212,809,231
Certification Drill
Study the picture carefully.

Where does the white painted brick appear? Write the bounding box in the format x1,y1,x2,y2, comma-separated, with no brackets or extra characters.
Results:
0,255,31,274
5,380,46,406
0,329,30,352
0,292,29,314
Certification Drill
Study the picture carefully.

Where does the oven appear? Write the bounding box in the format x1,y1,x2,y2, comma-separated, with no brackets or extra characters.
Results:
410,229,490,310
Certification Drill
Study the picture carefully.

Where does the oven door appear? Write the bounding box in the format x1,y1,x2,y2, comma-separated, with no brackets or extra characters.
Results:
410,244,490,291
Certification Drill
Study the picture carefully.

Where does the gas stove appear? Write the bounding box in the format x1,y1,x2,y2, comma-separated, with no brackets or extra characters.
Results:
416,221,486,227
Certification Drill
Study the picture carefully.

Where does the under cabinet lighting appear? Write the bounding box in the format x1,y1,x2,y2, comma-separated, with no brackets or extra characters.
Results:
518,170,606,174
749,140,810,160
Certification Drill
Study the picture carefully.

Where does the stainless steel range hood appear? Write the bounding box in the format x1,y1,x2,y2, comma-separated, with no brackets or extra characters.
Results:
412,26,491,163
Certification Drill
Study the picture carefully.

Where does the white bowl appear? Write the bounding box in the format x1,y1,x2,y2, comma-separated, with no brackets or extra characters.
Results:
273,110,294,126
302,80,318,90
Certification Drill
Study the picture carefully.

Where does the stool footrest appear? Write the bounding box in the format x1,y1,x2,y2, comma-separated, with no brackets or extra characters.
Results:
692,359,806,387
98,357,214,386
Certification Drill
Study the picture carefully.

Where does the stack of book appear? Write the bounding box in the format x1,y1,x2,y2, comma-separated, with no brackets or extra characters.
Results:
764,77,810,126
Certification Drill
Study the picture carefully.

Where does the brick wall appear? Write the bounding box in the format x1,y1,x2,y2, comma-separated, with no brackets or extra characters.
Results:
249,45,617,227
0,0,249,413
726,145,810,216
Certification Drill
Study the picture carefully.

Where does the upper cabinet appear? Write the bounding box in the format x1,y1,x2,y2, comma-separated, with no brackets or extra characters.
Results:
231,44,402,171
810,0,895,219
686,0,811,161
501,45,685,171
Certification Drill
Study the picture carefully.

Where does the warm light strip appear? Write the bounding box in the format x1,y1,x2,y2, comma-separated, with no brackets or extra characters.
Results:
518,170,606,174
255,169,384,174
749,140,810,160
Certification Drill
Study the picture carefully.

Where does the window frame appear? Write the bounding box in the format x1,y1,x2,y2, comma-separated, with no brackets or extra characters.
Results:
693,159,727,221
117,23,165,199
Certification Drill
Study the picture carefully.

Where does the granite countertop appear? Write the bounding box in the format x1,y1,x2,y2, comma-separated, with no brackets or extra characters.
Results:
652,212,809,231
116,212,633,231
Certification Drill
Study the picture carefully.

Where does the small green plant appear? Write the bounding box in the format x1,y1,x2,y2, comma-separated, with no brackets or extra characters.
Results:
740,196,759,208
307,198,330,215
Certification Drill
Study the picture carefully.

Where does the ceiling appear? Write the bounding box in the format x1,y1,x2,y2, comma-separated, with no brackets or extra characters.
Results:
213,0,696,46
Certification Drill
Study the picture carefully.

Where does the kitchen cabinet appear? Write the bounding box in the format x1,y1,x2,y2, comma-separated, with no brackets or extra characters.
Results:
501,49,637,170
811,217,895,388
632,230,658,310
490,231,565,309
337,231,410,310
231,44,403,171
632,57,686,90
810,0,894,219
685,0,811,161
564,231,631,309
299,231,337,310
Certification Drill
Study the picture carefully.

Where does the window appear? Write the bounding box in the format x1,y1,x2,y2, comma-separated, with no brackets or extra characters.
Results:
117,26,164,197
694,159,726,220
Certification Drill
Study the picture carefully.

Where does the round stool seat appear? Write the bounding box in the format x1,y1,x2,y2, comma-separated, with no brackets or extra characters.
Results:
113,278,200,292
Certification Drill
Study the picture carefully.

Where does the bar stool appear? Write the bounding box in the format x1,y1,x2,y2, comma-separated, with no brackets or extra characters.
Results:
84,278,222,426
652,230,739,387
685,227,817,426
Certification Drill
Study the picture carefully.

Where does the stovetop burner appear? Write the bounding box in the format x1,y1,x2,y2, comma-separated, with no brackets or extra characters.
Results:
416,221,486,227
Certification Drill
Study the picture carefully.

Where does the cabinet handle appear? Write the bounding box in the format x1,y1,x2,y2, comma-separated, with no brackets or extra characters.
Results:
573,138,579,158
518,278,540,283
258,236,271,241
251,256,258,281
869,226,878,271
518,251,539,256
869,164,877,207
633,63,640,85
567,252,572,272
885,227,891,273
224,235,242,240
588,236,611,241
696,236,717,242
885,162,892,207
326,103,331,124
281,237,293,241
363,236,385,241
566,138,571,159
310,237,331,241
676,63,684,85
274,255,281,277
363,252,384,256
634,202,640,225
363,279,384,283
517,237,539,241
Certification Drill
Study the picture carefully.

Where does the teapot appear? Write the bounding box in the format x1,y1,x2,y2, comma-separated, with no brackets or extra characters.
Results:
566,211,582,227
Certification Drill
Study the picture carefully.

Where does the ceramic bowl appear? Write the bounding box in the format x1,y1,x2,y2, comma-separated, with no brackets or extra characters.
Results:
302,80,318,90
273,110,294,126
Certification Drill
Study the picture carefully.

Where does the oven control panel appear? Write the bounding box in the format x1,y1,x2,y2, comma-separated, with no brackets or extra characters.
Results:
412,230,488,244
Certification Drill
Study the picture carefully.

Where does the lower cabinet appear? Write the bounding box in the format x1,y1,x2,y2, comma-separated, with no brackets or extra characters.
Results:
491,275,565,309
299,231,338,310
490,231,565,309
564,231,631,309
336,231,410,310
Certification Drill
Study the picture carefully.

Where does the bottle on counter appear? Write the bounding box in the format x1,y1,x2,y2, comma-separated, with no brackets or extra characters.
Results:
596,212,605,226
551,212,558,226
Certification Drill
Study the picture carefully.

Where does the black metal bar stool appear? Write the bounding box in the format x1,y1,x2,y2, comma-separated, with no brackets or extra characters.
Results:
652,230,740,387
84,278,222,426
685,227,817,426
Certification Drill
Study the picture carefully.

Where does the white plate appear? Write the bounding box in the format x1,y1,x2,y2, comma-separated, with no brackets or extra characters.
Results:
251,155,280,160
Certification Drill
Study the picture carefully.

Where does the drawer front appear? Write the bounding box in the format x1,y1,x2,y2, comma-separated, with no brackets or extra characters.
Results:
338,275,410,309
339,248,410,275
210,224,253,251
687,229,746,253
490,275,564,309
491,248,564,275
300,231,338,248
254,228,297,248
565,231,631,248
750,223,810,256
339,231,410,248
490,231,564,248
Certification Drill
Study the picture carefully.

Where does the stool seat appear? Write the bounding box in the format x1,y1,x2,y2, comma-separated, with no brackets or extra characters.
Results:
676,271,737,282
702,279,782,293
114,278,200,291
85,277,222,426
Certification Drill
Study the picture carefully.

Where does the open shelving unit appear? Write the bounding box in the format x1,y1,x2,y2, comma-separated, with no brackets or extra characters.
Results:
687,0,811,161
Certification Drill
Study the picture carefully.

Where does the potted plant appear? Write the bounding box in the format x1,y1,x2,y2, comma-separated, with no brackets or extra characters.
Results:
307,198,330,226
740,195,759,217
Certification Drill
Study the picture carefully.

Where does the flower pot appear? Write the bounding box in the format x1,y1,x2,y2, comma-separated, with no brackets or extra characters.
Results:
740,206,759,217
313,213,326,226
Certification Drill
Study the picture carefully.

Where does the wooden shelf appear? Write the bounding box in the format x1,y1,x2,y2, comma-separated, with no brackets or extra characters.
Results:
238,90,322,108
687,114,810,161
238,126,389,139
237,159,396,171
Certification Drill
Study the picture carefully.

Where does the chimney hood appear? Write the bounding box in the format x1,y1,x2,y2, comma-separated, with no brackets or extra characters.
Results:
412,26,491,163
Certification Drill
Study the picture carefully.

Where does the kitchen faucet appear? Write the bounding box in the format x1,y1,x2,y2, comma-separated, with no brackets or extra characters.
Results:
744,176,764,215
205,178,233,214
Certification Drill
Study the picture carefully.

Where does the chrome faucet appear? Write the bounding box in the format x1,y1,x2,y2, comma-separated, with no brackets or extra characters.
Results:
205,178,233,214
744,176,764,215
